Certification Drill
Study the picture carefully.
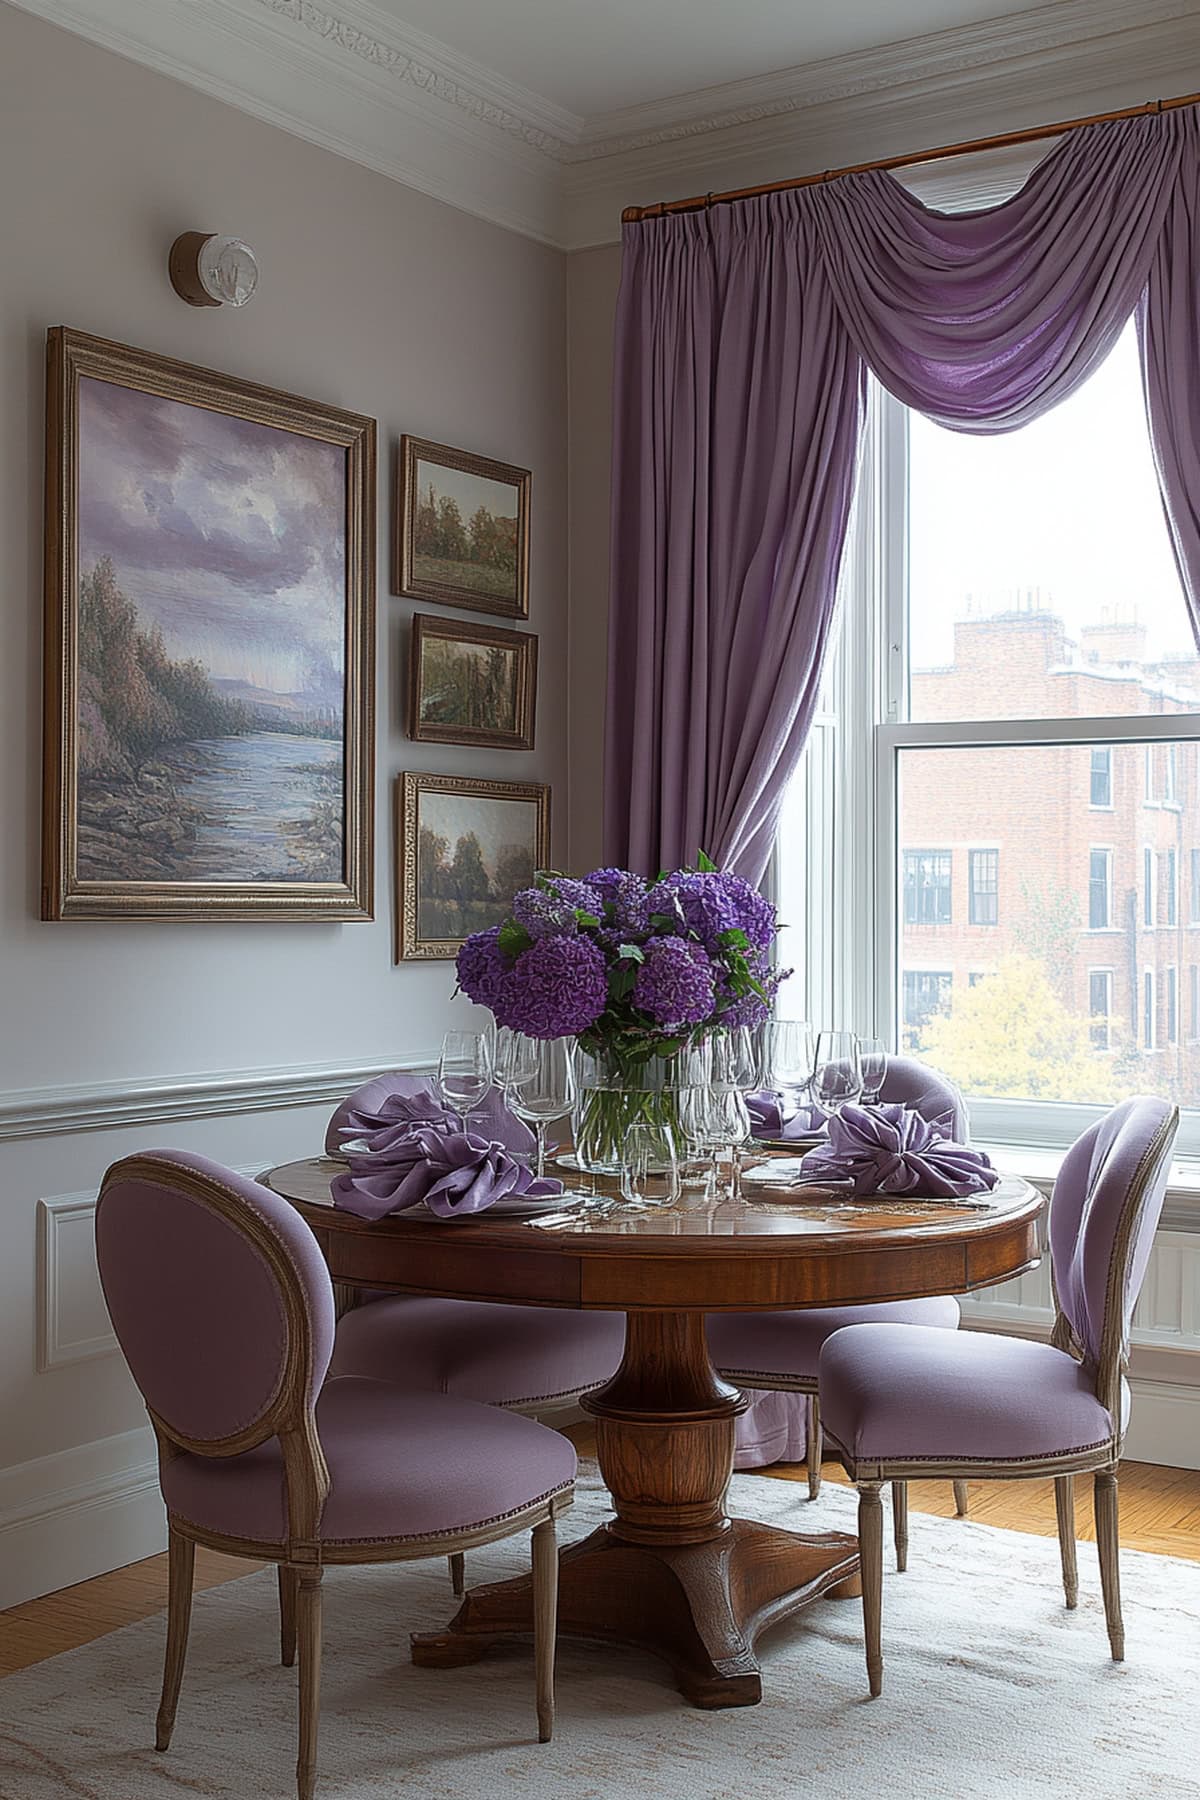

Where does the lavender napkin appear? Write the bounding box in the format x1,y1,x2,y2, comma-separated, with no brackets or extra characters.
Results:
746,1092,828,1140
799,1102,999,1199
331,1123,563,1221
326,1073,535,1157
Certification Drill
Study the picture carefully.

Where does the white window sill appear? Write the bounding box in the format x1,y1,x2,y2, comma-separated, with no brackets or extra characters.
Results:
978,1141,1200,1231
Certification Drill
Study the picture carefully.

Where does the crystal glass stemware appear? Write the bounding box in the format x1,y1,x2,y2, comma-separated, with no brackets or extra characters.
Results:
505,1036,575,1179
436,1030,493,1132
858,1036,887,1105
765,1019,816,1115
812,1030,863,1117
619,1121,682,1209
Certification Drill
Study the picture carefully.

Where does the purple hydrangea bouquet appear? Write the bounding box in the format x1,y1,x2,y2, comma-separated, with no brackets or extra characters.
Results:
456,855,785,1171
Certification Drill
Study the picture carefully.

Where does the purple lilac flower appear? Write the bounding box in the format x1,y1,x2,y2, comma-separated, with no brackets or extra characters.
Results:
586,868,652,943
494,934,608,1038
456,927,514,1012
632,935,716,1029
511,878,603,940
648,870,776,954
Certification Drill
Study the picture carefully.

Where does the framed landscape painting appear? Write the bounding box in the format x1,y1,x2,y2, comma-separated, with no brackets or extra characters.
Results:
42,328,376,920
397,772,549,960
396,435,529,618
408,613,536,750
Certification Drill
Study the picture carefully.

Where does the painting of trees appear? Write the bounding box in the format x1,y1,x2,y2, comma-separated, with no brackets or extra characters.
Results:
405,778,548,953
402,439,528,618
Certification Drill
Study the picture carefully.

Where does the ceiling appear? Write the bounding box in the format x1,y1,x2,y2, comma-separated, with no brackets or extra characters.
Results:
377,0,1059,121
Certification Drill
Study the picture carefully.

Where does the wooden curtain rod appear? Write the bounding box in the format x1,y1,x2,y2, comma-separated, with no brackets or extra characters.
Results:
621,89,1200,223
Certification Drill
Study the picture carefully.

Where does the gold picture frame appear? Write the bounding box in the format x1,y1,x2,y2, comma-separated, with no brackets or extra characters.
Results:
407,613,537,751
395,435,530,618
396,771,550,961
43,327,376,921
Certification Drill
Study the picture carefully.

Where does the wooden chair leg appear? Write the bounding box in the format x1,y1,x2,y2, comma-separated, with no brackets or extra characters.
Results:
1093,1470,1124,1661
279,1566,299,1666
952,1480,970,1516
1054,1474,1078,1610
531,1516,559,1744
296,1570,324,1800
858,1484,884,1698
891,1480,909,1572
155,1527,195,1752
448,1552,465,1596
806,1394,823,1500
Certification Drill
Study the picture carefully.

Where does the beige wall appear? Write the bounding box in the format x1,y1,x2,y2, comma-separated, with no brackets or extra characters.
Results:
0,1,566,1601
566,244,621,873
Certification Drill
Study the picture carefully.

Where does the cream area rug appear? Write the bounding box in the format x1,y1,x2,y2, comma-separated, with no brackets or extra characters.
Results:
2,1466,1197,1800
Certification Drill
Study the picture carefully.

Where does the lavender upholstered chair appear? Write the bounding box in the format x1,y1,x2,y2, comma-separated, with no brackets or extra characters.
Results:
95,1151,575,1800
708,1056,970,1544
819,1096,1177,1696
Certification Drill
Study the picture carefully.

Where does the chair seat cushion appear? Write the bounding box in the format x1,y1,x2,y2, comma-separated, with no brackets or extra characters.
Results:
707,1297,960,1386
818,1323,1119,1467
160,1376,576,1547
330,1296,624,1407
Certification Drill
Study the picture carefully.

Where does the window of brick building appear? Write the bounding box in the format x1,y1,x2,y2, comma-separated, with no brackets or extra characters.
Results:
903,849,952,925
1089,747,1112,808
1088,969,1112,1051
779,296,1200,1152
1088,849,1112,931
968,849,998,926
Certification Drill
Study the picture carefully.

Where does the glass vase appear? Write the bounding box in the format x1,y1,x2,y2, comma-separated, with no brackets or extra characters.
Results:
571,1044,687,1176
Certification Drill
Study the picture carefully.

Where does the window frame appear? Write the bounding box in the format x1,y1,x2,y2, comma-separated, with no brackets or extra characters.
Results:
968,846,999,927
1089,745,1113,810
1087,966,1113,1052
1144,843,1158,930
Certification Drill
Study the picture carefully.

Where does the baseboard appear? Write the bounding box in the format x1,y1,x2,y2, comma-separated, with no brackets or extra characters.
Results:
0,1427,164,1610
1122,1379,1200,1471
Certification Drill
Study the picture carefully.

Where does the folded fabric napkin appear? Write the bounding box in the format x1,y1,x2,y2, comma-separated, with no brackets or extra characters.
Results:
331,1122,563,1221
325,1072,535,1157
799,1102,999,1199
746,1091,828,1140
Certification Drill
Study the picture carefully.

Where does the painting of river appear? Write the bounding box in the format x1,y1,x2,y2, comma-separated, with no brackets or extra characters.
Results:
69,370,352,888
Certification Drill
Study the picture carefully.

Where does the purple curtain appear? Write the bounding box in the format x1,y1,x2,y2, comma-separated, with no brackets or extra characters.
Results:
605,106,1200,890
604,105,1200,1467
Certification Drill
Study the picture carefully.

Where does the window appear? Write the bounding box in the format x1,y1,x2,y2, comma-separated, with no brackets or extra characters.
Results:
1166,848,1178,927
778,305,1200,1155
903,850,952,925
1088,849,1112,930
968,849,998,926
1088,969,1112,1051
1144,846,1157,929
1167,966,1178,1045
1089,747,1112,808
1191,965,1199,1041
902,971,952,1045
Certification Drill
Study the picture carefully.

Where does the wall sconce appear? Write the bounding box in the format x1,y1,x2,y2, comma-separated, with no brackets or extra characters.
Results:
169,233,260,308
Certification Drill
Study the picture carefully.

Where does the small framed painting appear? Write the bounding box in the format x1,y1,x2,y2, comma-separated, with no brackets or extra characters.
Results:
407,613,537,751
397,772,550,960
43,327,376,921
396,435,530,618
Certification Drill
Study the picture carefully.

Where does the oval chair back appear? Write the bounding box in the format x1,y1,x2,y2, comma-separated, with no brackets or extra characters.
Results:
878,1056,969,1141
96,1150,337,1539
1048,1096,1178,1420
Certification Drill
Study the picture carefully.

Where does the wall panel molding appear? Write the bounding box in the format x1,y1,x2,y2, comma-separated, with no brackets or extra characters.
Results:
0,1053,433,1143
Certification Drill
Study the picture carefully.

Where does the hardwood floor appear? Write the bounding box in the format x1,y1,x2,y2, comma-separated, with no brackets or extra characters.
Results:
2,1440,1197,1679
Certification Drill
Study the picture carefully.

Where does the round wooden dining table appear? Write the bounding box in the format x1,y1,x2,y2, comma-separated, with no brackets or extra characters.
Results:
264,1157,1043,1709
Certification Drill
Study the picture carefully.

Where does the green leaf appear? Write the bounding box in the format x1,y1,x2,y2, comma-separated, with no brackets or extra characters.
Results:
617,942,645,963
716,927,749,951
575,910,602,929
497,919,532,959
696,849,717,872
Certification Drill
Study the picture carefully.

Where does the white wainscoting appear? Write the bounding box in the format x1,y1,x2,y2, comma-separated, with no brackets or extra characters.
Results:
961,1229,1200,1469
37,1192,120,1371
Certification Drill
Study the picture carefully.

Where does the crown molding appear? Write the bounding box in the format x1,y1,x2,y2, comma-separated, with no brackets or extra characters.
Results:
6,0,1199,251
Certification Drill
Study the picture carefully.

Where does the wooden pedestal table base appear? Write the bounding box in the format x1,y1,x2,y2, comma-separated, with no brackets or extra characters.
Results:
410,1312,861,1707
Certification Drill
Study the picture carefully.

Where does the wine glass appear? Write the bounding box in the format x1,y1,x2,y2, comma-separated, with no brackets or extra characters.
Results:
812,1030,862,1118
858,1036,887,1106
619,1121,682,1210
437,1030,493,1133
505,1036,575,1179
766,1019,816,1115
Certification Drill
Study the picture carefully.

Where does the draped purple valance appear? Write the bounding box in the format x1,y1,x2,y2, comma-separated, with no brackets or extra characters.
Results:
604,106,1200,886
